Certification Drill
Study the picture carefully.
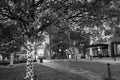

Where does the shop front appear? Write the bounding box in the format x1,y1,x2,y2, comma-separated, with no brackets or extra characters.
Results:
109,36,120,59
85,36,120,59
85,44,109,58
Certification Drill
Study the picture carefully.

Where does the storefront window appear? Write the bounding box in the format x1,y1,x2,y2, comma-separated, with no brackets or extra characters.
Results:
117,44,120,55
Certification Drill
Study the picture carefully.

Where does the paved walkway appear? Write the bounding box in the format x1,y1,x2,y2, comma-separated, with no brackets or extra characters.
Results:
41,58,120,80
76,57,120,64
46,57,120,64
41,60,104,80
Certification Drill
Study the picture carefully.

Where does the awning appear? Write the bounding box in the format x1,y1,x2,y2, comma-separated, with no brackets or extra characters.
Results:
85,44,108,48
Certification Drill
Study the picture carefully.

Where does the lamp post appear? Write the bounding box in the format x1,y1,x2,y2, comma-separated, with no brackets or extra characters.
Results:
59,49,61,58
65,49,68,59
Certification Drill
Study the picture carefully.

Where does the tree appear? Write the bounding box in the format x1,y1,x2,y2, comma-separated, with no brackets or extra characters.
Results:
0,0,120,80
0,0,45,80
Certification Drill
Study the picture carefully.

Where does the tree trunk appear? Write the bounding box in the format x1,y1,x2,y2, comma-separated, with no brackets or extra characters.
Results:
10,53,14,66
25,50,34,80
24,41,35,80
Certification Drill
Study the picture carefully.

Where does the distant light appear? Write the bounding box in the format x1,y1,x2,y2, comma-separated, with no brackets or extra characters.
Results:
37,25,40,28
59,49,61,51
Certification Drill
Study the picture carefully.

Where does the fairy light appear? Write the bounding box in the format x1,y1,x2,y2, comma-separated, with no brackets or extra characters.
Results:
24,42,34,80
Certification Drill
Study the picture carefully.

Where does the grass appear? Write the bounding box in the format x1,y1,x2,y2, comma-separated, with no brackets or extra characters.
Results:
0,63,88,80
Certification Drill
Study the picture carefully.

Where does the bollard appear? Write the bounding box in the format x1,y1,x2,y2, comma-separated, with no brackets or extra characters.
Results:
107,63,112,79
34,74,37,80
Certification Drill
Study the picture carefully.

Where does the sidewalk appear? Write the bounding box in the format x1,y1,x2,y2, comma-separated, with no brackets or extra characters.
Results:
41,60,104,80
42,58,120,80
48,57,120,64
75,57,120,64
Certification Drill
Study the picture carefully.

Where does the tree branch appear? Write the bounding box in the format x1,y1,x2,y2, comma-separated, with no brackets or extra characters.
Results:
31,0,44,7
67,12,83,19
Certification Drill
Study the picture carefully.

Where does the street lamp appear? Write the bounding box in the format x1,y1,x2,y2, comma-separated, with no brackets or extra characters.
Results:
65,49,67,51
59,49,61,52
65,49,68,59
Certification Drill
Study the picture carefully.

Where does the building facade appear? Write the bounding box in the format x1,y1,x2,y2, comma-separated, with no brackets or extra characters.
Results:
84,26,120,59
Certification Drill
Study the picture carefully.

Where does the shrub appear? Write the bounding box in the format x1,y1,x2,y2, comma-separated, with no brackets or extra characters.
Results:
0,61,10,66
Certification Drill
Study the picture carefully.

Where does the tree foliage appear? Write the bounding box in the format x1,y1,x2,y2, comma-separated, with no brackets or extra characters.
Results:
1,0,120,79
0,0,120,52
0,0,46,51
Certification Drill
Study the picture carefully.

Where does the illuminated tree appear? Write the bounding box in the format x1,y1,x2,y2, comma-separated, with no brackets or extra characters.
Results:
0,0,120,80
0,0,45,80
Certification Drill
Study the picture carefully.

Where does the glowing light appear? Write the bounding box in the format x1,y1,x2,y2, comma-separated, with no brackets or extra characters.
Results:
59,49,61,51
